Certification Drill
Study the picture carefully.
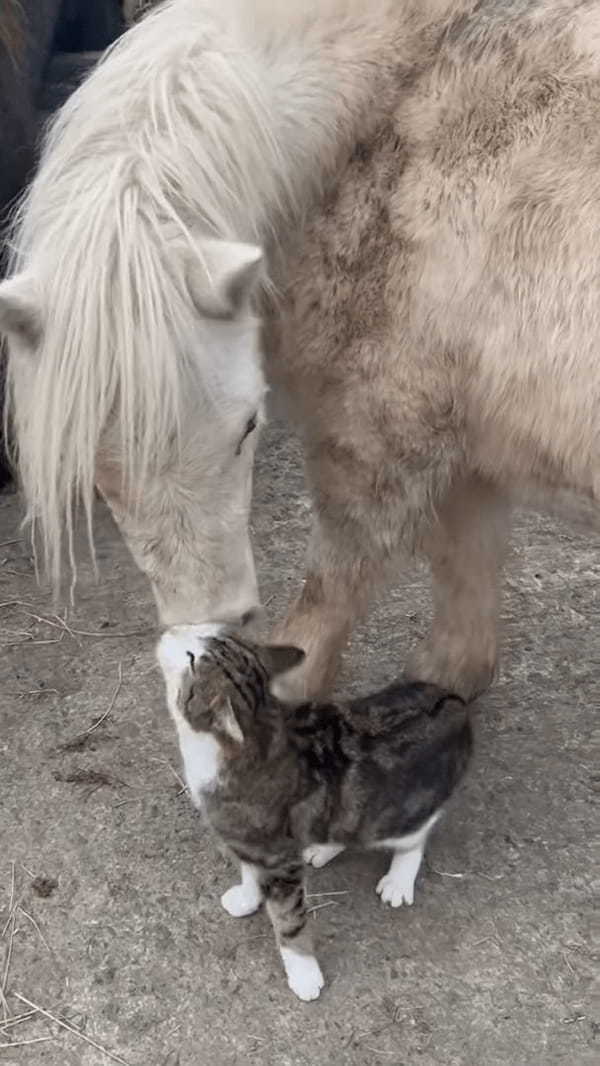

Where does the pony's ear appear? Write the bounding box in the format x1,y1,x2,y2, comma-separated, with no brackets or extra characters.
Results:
0,275,41,349
187,239,263,320
260,645,306,679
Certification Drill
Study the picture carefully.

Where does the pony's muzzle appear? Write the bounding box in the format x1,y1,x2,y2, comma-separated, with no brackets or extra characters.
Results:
217,603,264,632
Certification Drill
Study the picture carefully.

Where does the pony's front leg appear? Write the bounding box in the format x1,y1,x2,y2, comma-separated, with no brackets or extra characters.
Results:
407,475,511,701
272,517,381,703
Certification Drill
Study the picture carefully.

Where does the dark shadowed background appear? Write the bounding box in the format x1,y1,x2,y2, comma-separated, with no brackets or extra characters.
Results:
0,0,127,489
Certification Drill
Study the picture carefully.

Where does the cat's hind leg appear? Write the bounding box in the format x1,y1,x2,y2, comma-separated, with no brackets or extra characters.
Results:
262,859,324,1001
375,812,441,909
303,843,345,868
221,862,264,918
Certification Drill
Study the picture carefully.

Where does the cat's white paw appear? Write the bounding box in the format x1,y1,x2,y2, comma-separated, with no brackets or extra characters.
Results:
376,871,415,908
221,883,262,918
302,843,345,869
280,948,324,1002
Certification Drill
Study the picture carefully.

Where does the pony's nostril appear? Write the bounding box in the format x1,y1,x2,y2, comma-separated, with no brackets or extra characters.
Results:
240,609,256,627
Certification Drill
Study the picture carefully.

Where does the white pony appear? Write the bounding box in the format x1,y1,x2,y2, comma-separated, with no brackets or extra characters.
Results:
0,0,392,624
3,0,600,704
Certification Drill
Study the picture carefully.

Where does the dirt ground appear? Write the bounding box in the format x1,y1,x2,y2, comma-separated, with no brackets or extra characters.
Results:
0,420,597,1066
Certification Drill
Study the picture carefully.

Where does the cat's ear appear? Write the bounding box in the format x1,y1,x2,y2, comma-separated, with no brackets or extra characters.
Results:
261,645,306,678
218,697,244,745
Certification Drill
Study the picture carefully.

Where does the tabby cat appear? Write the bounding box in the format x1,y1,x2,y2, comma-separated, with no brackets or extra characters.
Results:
157,624,472,1001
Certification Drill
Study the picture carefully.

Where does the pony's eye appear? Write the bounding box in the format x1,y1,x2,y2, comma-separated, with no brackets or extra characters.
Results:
235,413,258,455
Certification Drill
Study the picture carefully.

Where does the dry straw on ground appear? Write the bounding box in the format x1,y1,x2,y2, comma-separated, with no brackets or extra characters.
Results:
0,864,133,1062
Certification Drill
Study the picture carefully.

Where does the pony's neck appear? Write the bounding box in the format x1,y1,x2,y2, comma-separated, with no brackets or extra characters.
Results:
240,1,404,239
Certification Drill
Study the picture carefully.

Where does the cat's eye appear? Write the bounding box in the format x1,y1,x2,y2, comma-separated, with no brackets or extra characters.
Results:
235,412,258,455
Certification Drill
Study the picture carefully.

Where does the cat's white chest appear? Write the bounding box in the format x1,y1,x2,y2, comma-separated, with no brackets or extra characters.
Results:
156,632,223,807
176,718,221,807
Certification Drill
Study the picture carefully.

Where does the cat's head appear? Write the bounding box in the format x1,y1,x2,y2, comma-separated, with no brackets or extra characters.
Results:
157,623,304,749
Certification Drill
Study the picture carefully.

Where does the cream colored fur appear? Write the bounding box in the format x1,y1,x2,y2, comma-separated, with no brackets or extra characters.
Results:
1,1,599,695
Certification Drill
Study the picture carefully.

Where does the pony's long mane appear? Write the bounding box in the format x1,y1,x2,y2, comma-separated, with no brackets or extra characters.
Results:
5,0,398,583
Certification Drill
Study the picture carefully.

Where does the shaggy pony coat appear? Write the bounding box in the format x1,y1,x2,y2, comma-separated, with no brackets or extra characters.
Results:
0,0,599,698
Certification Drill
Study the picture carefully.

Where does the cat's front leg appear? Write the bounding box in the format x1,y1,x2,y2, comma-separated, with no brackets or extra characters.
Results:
302,843,345,868
375,813,441,908
221,862,263,918
376,846,423,908
261,859,324,1002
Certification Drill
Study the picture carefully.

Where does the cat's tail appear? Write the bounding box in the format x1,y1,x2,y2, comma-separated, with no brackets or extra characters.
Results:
350,679,468,730
424,689,473,795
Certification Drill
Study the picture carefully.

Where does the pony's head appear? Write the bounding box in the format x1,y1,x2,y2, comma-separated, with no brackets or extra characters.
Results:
0,0,317,627
0,235,266,626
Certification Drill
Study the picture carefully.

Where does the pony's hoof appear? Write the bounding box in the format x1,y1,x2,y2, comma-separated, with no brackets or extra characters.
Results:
405,639,497,702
